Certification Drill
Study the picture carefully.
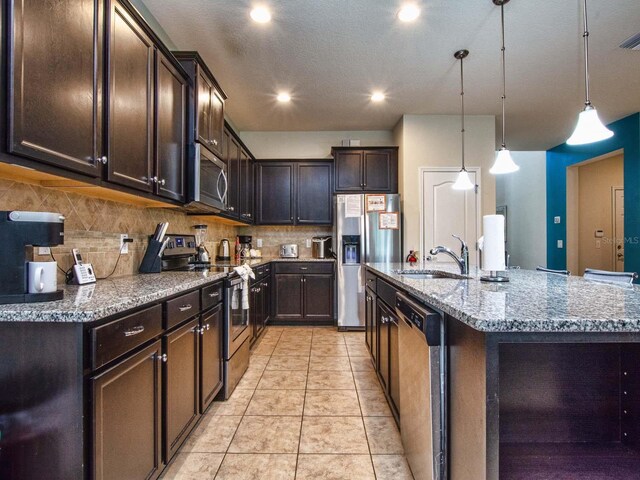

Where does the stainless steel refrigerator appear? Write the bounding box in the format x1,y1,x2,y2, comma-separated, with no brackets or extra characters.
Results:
334,194,402,329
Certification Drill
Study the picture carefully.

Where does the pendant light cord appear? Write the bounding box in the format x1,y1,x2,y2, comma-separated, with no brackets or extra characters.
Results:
582,0,591,106
460,55,466,170
499,3,507,149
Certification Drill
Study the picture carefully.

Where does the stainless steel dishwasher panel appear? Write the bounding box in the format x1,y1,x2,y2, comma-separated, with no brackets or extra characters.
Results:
397,293,444,480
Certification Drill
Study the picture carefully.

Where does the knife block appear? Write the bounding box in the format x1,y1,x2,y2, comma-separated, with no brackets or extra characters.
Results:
139,238,164,274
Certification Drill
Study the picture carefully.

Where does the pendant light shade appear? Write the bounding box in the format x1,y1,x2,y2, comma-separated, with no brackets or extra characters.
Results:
452,169,475,190
452,49,474,191
566,0,613,145
567,106,613,146
490,0,519,175
490,147,520,174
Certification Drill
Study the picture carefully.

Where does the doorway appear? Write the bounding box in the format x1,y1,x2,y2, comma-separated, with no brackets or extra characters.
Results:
566,150,624,275
420,167,481,265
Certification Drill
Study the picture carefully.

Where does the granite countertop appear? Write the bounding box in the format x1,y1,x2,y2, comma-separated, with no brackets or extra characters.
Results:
367,262,640,333
0,257,335,323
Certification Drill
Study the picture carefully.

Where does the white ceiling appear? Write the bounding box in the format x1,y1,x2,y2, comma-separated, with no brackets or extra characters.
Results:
140,0,640,150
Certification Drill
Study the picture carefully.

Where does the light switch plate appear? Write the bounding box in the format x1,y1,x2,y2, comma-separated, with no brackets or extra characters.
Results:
554,216,561,224
256,238,263,248
38,247,51,255
557,240,563,249
306,239,312,248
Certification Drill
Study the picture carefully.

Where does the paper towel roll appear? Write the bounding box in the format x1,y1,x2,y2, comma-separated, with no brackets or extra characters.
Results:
482,215,506,271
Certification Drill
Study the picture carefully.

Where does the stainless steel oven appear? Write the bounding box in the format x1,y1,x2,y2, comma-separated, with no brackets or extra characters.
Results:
184,143,228,213
223,274,250,398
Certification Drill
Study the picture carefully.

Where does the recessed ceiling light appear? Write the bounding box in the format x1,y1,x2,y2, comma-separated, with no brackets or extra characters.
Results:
397,4,420,22
371,92,385,102
277,92,291,103
250,6,271,23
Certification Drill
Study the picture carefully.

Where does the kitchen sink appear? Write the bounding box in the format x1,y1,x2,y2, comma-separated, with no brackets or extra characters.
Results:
393,269,468,280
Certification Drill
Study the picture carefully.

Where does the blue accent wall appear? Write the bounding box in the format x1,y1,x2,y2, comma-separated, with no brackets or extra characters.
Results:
546,113,640,273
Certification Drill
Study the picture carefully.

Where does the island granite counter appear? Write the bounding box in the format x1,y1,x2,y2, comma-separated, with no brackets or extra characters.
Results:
365,263,640,480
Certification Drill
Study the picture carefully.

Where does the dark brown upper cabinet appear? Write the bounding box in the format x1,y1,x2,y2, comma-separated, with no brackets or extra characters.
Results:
240,147,254,222
107,0,155,192
332,147,398,193
174,52,226,159
220,125,254,224
225,129,241,217
8,0,103,177
155,52,187,202
255,160,333,226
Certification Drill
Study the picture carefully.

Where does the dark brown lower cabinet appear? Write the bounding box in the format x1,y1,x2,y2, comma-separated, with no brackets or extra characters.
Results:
304,274,334,321
365,288,378,366
376,298,400,420
378,300,390,390
200,304,223,412
274,274,304,320
164,318,200,460
389,315,400,412
92,341,163,480
273,269,334,323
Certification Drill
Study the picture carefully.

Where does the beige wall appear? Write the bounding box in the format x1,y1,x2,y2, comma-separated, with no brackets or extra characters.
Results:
576,154,624,274
394,114,496,254
239,130,395,159
240,225,333,258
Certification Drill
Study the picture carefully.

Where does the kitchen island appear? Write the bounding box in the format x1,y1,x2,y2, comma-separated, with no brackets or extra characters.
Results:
366,263,640,480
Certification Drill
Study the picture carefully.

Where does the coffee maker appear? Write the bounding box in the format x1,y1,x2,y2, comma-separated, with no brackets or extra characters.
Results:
0,211,65,304
237,235,252,259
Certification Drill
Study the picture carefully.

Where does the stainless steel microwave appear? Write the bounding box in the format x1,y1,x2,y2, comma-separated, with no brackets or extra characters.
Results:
184,143,228,213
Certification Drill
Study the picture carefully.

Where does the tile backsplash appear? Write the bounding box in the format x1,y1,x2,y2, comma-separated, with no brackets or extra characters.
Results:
0,178,236,282
239,225,333,258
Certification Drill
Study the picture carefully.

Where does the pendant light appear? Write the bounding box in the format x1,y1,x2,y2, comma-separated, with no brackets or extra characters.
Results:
452,49,475,191
566,0,613,145
490,0,519,175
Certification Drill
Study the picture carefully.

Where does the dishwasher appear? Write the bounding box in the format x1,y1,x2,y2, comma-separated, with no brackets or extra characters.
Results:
396,292,446,480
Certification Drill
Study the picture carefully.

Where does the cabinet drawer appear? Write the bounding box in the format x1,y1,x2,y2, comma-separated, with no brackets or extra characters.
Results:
254,265,266,278
202,282,223,311
165,290,200,329
274,262,334,274
365,270,377,293
92,304,163,370
263,263,272,276
377,278,397,309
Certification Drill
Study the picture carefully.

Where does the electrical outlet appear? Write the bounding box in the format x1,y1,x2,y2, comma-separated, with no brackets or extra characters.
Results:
595,239,601,249
120,234,129,254
256,238,263,248
554,216,561,224
557,240,563,249
306,238,312,248
38,247,51,255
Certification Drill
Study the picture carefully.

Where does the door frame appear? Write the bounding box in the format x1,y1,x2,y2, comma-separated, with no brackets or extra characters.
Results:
419,167,482,262
611,186,624,272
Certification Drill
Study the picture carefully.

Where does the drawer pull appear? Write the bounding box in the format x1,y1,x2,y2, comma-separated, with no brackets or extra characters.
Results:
300,267,308,270
178,304,193,312
208,292,220,298
124,326,145,337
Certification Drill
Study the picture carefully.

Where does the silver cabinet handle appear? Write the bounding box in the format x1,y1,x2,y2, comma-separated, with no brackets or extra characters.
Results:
158,353,168,362
159,178,166,186
262,282,268,287
179,304,193,312
208,292,220,298
124,325,145,337
300,267,308,270
213,139,218,146
100,156,108,165
205,323,210,330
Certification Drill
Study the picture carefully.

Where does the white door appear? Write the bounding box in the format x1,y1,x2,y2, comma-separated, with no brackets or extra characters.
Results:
421,169,480,266
613,187,624,272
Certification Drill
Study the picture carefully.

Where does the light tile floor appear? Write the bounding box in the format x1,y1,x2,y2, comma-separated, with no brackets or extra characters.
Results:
161,326,414,480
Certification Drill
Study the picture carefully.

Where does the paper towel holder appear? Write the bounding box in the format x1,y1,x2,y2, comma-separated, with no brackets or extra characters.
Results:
481,271,509,283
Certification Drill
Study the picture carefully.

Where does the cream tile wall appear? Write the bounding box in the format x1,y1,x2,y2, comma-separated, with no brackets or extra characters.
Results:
0,178,236,282
239,225,333,258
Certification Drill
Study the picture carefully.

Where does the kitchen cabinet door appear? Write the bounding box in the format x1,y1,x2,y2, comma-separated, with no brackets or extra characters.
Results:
334,151,363,191
240,148,253,222
8,0,103,177
209,88,225,157
155,52,187,201
107,0,154,192
255,163,295,225
92,341,162,480
274,274,304,320
296,162,333,224
200,304,223,412
250,281,263,343
225,131,241,217
262,275,272,325
303,274,334,320
196,71,212,148
377,300,390,391
365,289,377,360
164,318,200,460
363,150,394,192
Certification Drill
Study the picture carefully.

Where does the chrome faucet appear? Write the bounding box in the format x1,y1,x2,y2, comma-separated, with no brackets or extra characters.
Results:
430,235,469,275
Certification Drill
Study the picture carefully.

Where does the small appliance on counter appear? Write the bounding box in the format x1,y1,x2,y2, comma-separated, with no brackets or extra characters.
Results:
192,224,210,265
312,236,332,259
0,211,65,304
217,238,231,261
280,243,298,258
237,235,253,259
